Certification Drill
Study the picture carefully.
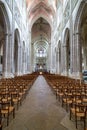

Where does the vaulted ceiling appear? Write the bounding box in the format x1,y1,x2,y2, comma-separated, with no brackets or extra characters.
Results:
26,0,57,66
26,0,57,27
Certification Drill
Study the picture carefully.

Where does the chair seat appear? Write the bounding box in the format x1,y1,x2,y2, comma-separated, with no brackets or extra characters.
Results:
67,100,72,104
19,92,23,96
58,93,63,96
13,99,18,102
9,106,14,112
0,124,2,130
76,112,85,117
2,99,8,102
1,106,14,114
63,98,72,103
83,98,87,102
1,110,8,114
70,108,79,114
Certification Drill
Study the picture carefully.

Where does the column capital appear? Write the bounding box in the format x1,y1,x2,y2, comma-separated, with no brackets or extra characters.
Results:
62,45,67,47
73,32,81,35
4,33,12,38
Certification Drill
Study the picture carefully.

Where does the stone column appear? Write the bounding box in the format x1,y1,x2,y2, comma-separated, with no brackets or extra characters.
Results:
47,43,51,72
61,44,64,74
19,46,25,75
64,45,67,75
62,44,67,75
22,48,25,74
73,32,82,78
25,47,29,74
56,49,60,74
20,45,22,75
3,33,8,77
26,48,30,73
50,43,53,73
11,32,15,77
3,33,14,78
70,32,74,77
30,43,33,73
2,33,13,77
51,46,56,74
20,45,23,75
23,46,25,75
7,33,14,77
25,51,27,73
83,46,87,69
52,48,56,74
54,48,56,74
17,45,21,75
72,33,77,77
77,33,82,78
7,0,15,78
69,4,73,77
29,32,32,73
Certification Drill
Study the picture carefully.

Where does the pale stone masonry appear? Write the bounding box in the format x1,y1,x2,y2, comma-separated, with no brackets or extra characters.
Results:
0,0,87,79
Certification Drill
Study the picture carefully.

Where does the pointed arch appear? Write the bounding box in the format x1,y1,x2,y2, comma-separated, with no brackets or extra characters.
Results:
64,28,70,75
14,29,20,75
73,1,87,77
0,1,11,77
30,15,52,30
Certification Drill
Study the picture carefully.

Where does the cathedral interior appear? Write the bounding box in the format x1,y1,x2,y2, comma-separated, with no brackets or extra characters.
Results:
0,0,87,130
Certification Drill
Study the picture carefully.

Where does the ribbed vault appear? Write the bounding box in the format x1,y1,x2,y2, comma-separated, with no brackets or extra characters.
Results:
26,0,57,71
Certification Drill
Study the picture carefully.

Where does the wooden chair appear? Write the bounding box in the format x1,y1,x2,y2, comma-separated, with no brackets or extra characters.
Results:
56,86,64,101
0,108,2,130
11,92,21,110
70,103,86,130
0,101,15,126
62,92,73,111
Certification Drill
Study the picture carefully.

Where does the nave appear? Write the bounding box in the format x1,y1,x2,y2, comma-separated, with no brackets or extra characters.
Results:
3,75,69,130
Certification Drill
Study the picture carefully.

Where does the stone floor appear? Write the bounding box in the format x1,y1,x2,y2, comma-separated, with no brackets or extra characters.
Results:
3,75,79,130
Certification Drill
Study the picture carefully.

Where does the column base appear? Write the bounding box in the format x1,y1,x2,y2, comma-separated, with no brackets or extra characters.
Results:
14,72,23,76
70,72,82,79
61,71,68,76
2,71,32,78
50,68,56,74
2,72,14,78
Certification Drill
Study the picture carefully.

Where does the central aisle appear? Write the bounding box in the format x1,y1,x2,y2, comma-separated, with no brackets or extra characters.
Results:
4,75,68,130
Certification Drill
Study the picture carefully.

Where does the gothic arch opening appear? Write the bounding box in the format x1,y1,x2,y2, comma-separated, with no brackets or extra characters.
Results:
74,1,87,77
64,28,70,75
0,2,11,76
14,29,20,75
31,17,51,72
80,4,87,72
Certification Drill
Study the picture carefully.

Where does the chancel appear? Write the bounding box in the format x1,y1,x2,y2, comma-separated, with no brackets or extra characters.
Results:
0,0,87,130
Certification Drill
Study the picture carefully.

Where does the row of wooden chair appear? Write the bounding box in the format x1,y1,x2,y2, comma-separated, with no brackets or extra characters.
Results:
44,73,87,130
0,73,38,129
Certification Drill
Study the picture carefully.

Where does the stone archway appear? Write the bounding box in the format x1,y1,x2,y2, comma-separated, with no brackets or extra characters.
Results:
64,28,70,76
14,29,20,75
0,2,11,77
74,1,87,78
